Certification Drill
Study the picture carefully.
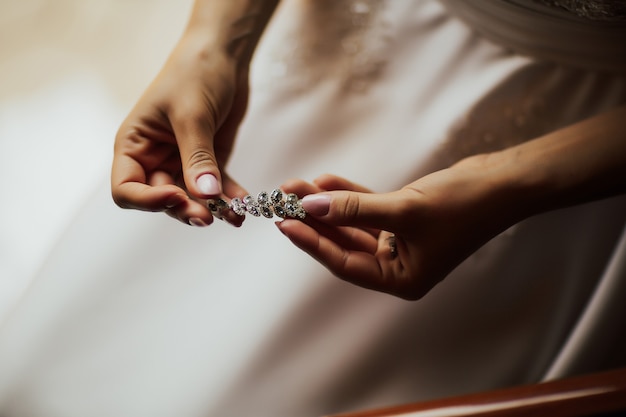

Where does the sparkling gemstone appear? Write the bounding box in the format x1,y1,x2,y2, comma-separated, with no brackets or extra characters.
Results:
296,201,306,219
207,198,229,218
257,191,269,206
230,197,246,216
242,195,261,216
285,201,298,217
243,195,255,205
270,189,283,205
247,204,261,217
273,204,286,218
260,205,273,218
286,193,298,204
208,198,228,212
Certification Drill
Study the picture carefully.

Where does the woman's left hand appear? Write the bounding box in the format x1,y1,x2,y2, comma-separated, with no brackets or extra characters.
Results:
279,106,626,300
277,157,525,300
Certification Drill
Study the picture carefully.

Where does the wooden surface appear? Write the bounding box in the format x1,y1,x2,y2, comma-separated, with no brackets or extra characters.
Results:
327,367,626,417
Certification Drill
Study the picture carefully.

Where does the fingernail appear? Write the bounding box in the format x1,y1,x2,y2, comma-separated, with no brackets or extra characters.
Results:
274,221,285,234
189,217,209,227
165,194,186,209
302,194,330,216
223,212,244,228
196,174,221,196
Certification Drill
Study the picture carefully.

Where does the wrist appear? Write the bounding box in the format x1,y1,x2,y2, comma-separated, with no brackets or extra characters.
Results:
477,106,626,222
183,0,278,71
453,150,548,227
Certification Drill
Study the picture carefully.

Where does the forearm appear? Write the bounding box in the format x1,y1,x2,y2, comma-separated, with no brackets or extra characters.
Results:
183,0,279,70
484,105,626,220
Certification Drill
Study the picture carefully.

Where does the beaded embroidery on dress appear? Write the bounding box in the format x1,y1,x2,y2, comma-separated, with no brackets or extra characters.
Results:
259,0,394,93
535,0,626,21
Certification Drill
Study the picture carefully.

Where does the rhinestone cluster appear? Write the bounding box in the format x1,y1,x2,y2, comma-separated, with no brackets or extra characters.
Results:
207,189,306,220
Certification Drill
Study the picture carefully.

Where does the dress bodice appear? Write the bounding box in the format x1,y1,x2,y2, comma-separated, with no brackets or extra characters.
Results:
441,0,626,72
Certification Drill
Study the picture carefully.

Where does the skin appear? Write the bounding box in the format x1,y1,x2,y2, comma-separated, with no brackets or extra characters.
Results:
277,106,626,299
112,1,626,299
111,0,278,227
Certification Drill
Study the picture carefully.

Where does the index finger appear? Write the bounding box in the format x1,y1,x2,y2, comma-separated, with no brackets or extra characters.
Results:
111,153,186,211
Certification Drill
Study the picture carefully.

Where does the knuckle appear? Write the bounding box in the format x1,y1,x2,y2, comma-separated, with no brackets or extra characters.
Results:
186,148,217,171
341,193,361,222
114,125,147,153
389,190,420,230
171,97,219,136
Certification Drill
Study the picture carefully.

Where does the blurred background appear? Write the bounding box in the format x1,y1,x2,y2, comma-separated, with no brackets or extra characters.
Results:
0,0,194,321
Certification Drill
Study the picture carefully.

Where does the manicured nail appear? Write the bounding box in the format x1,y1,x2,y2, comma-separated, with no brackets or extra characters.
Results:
274,221,285,234
196,174,221,195
302,194,330,216
223,212,244,228
189,217,209,227
165,194,186,209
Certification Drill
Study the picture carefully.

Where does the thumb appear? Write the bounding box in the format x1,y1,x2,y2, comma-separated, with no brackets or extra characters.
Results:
301,190,402,231
173,115,223,199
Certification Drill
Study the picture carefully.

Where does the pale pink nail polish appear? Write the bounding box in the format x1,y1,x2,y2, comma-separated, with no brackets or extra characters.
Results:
196,174,221,195
302,194,330,216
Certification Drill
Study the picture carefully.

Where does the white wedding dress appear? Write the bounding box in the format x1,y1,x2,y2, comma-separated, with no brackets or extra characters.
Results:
0,1,624,416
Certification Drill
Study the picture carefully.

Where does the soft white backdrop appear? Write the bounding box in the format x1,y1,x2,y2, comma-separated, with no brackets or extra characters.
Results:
0,0,193,321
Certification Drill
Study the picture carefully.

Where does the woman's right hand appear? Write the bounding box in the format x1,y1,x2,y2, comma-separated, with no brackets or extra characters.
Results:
111,32,249,227
111,0,278,227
